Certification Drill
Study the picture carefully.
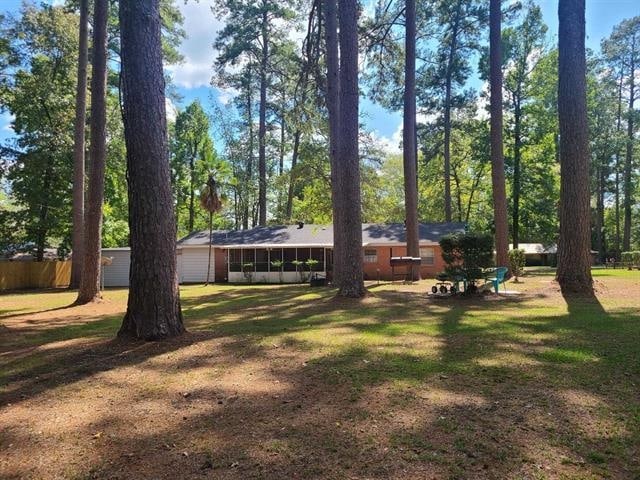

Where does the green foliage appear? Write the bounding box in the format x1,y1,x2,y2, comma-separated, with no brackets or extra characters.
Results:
171,100,222,237
0,5,78,257
621,252,640,264
440,232,494,280
508,249,526,280
304,258,319,271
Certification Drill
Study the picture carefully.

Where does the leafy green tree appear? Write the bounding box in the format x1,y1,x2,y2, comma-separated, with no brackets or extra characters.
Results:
502,3,547,248
418,0,487,222
0,5,78,260
213,0,299,226
172,100,217,236
601,17,640,252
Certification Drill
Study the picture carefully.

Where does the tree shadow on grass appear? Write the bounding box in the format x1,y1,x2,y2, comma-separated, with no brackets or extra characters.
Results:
1,282,639,478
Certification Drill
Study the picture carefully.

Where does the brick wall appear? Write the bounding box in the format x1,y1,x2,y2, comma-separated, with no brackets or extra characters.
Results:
362,245,445,281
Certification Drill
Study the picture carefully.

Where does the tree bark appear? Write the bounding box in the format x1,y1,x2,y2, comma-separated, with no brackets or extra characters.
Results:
596,161,605,262
556,0,593,293
490,0,509,270
512,97,522,249
622,38,635,252
70,0,89,289
258,6,268,226
324,0,343,287
442,2,461,223
614,66,623,257
403,0,420,281
205,211,213,285
118,0,185,339
245,76,254,230
76,0,108,305
188,151,197,233
285,129,301,220
336,0,365,298
279,102,286,176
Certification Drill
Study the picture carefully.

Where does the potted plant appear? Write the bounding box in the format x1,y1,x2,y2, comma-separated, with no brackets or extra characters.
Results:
508,249,525,282
291,259,305,283
270,259,284,283
242,262,254,284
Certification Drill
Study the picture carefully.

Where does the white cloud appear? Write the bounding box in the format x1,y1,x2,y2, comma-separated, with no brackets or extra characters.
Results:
373,121,403,155
217,86,239,105
0,112,15,133
168,0,224,89
166,98,178,123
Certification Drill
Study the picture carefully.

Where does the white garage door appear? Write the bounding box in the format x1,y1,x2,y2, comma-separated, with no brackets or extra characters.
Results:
180,247,214,283
102,248,130,287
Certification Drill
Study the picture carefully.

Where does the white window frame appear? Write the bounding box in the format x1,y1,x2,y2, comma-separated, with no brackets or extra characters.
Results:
420,247,435,265
364,249,378,264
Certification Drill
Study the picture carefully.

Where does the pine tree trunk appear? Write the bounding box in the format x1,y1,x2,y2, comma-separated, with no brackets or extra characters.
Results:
324,0,343,288
337,0,365,298
556,0,593,293
279,104,285,176
205,211,213,285
490,0,509,271
76,0,108,305
512,98,522,248
36,167,52,262
188,156,195,233
244,86,253,230
622,46,635,252
403,0,420,281
614,66,623,256
596,162,605,262
285,129,301,220
70,0,89,289
118,0,184,339
442,4,461,223
258,8,268,226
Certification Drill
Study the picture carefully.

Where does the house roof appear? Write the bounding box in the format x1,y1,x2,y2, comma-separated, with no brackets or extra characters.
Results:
178,223,466,248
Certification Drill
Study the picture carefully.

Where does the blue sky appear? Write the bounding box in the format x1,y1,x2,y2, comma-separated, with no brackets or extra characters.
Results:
1,0,639,150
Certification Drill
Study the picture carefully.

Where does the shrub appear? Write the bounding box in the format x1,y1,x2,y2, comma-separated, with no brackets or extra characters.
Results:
305,258,319,271
270,260,284,283
291,260,306,283
621,251,640,265
508,249,526,281
440,232,494,281
242,262,254,283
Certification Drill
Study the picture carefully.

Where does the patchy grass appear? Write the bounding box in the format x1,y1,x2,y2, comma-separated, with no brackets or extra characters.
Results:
1,269,639,479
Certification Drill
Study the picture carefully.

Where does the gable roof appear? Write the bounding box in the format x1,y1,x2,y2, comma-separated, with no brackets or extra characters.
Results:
178,223,466,248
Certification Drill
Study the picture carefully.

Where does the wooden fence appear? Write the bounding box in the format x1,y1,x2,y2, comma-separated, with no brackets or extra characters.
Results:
0,261,71,291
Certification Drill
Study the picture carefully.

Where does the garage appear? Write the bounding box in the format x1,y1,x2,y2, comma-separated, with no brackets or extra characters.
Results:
179,247,215,283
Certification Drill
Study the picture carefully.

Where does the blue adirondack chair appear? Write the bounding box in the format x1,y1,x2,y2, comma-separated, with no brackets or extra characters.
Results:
485,267,508,293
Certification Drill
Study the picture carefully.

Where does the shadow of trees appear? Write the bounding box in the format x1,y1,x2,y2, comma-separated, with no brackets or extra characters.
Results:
1,282,639,478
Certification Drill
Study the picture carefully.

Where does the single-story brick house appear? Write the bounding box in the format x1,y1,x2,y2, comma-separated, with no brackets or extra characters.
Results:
176,222,465,283
101,222,465,286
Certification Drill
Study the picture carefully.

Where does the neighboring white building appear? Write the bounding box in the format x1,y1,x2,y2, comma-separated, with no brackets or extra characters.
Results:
101,248,132,287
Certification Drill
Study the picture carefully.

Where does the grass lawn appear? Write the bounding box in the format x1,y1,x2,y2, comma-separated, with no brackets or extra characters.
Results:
1,268,639,479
